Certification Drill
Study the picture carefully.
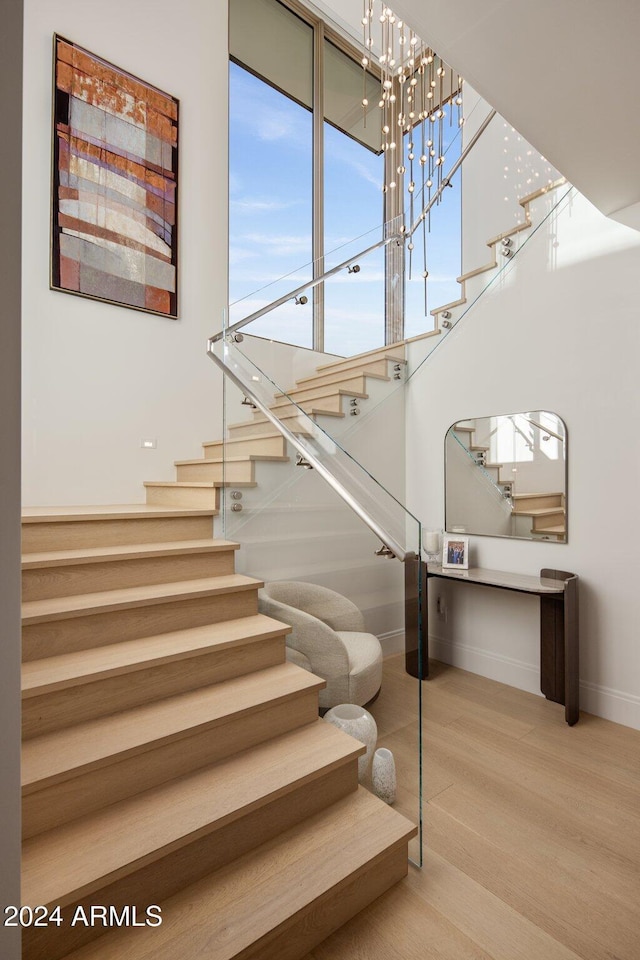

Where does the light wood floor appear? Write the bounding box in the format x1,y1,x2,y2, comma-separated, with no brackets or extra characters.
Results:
304,655,640,960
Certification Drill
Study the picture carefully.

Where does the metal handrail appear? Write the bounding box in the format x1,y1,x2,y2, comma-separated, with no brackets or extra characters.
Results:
206,342,412,561
208,234,403,345
207,108,497,560
209,107,497,345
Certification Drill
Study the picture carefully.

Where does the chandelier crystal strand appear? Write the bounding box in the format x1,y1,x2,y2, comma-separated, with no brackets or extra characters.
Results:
359,1,465,320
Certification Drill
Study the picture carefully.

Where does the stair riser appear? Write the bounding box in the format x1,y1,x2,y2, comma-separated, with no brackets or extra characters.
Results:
22,689,320,839
275,378,368,404
22,589,260,661
244,843,409,960
514,495,563,511
314,345,405,375
295,360,391,391
203,435,287,458
22,515,214,553
22,635,287,739
22,549,237,602
22,762,358,960
175,460,255,483
532,512,565,531
228,417,313,439
145,485,221,509
266,395,344,417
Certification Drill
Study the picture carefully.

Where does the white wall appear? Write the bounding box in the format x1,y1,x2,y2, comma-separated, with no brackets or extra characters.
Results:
407,185,640,729
462,87,561,274
22,0,228,505
1,3,23,956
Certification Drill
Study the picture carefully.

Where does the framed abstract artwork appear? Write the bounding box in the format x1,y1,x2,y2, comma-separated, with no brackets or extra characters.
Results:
51,35,179,318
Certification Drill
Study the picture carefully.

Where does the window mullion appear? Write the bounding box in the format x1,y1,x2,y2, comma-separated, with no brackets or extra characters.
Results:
312,19,324,353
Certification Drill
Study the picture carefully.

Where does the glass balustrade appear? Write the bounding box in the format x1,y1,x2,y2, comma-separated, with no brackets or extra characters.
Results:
211,104,573,867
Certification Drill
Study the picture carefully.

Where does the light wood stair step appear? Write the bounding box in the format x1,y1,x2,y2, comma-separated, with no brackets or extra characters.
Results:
22,720,363,910
430,293,467,318
293,359,393,391
534,524,566,536
143,481,254,510
22,574,263,662
22,663,324,837
21,505,216,553
226,416,315,439
512,506,566,517
314,343,406,374
21,539,241,602
174,455,289,483
22,575,262,628
22,614,290,738
202,433,288,459
60,787,416,960
273,381,368,404
261,392,347,417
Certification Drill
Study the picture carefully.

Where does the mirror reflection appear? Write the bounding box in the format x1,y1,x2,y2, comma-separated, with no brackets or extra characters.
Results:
445,411,567,542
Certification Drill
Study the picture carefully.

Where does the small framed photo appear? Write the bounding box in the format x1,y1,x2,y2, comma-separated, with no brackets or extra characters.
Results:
442,535,469,569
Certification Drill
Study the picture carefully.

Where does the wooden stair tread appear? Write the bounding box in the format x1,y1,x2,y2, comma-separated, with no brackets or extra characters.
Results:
143,480,256,488
534,525,566,534
22,574,263,625
22,663,324,792
202,433,286,446
21,538,240,569
273,386,368,402
513,507,566,516
430,295,466,317
22,720,363,908
21,505,216,522
315,347,406,374
261,403,345,418
512,491,563,499
62,788,416,960
174,455,289,466
22,614,290,697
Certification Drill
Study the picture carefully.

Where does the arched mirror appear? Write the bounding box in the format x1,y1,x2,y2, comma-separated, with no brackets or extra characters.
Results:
445,411,567,542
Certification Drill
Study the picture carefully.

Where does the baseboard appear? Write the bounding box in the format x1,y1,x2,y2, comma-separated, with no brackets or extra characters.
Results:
430,634,640,731
579,680,640,730
428,633,541,695
379,629,405,658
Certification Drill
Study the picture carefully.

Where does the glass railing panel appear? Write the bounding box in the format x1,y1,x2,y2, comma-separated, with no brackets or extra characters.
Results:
216,355,423,864
214,331,415,559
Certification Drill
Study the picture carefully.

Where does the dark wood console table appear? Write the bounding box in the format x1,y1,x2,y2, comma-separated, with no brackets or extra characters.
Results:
406,563,579,725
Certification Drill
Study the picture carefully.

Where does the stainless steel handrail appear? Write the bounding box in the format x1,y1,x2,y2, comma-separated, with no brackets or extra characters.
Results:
209,234,403,345
206,341,413,561
207,108,497,561
209,107,496,345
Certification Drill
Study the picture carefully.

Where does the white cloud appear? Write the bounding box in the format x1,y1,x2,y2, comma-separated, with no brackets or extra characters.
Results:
231,197,298,214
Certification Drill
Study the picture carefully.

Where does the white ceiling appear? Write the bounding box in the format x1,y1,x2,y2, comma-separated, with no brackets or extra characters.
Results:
317,0,640,229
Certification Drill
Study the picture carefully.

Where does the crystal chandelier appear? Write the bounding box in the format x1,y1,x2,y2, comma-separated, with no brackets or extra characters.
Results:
361,2,464,314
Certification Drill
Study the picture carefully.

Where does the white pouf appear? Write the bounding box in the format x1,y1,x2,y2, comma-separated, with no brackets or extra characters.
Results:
324,703,377,783
372,747,396,804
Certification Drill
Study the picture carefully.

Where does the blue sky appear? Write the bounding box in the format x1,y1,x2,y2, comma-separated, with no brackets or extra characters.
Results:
229,61,462,353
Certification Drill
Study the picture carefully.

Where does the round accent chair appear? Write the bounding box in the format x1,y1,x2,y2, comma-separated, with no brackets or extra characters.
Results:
258,581,383,712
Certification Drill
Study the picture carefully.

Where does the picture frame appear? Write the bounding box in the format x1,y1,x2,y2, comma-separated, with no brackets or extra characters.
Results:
442,534,469,569
51,35,179,318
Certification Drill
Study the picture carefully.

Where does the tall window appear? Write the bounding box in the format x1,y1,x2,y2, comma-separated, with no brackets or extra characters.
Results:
228,0,462,353
229,61,313,346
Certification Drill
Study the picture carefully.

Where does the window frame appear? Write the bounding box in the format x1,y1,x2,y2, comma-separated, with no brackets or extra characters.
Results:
229,0,402,353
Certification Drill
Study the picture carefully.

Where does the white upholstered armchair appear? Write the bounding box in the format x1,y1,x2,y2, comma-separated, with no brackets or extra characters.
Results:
258,581,383,711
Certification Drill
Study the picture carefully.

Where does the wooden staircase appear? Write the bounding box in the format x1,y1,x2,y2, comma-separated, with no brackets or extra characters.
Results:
20,505,416,960
430,179,567,330
143,344,407,510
